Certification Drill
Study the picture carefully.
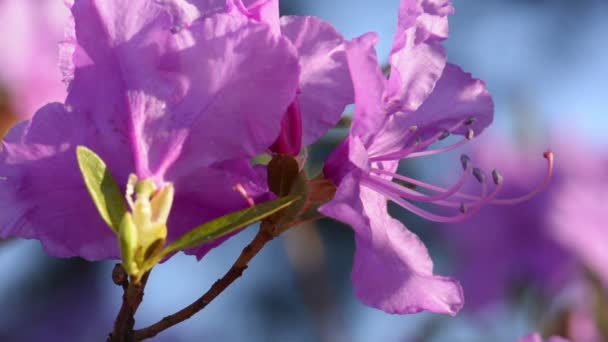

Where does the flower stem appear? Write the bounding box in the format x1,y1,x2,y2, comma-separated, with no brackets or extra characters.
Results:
107,265,151,342
133,226,275,341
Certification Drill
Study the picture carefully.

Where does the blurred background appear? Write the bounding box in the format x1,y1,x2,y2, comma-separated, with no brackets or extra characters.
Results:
1,0,607,341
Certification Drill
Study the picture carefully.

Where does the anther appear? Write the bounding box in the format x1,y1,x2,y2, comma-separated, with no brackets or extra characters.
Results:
464,116,476,125
466,128,474,140
491,170,503,185
438,130,450,141
409,125,418,132
460,154,472,170
459,202,467,214
234,183,255,207
473,168,485,183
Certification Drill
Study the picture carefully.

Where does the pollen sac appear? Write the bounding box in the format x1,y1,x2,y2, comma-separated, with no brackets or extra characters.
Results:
438,130,450,140
473,168,486,183
491,169,504,185
465,128,474,140
119,174,175,278
460,154,472,170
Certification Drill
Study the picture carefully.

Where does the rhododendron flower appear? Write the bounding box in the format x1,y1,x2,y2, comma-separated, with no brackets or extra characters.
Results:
0,0,300,260
320,0,495,315
518,332,570,342
0,0,69,128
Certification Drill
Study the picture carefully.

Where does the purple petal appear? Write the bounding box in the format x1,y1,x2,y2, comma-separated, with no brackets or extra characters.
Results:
234,0,280,34
167,160,270,259
368,63,494,156
185,0,227,15
166,14,300,174
0,104,127,260
386,0,453,113
343,33,387,145
413,63,494,136
280,16,354,145
63,1,300,179
320,174,464,315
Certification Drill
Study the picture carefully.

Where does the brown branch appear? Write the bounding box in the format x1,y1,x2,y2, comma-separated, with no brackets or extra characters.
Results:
133,227,274,341
107,265,151,342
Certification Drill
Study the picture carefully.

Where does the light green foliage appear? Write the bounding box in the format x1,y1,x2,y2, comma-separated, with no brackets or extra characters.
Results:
160,195,300,257
76,146,127,233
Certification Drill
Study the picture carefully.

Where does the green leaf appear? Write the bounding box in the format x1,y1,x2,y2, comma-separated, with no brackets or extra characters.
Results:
161,195,300,256
76,146,127,233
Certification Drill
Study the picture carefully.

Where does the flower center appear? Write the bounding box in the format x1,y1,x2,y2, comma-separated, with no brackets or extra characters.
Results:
120,175,174,275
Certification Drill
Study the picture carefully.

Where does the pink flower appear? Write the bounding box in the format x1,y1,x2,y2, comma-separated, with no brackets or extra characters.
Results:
0,0,300,260
320,0,495,315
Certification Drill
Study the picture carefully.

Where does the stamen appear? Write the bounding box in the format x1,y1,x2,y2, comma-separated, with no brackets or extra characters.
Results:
404,138,470,159
464,116,476,125
370,167,478,200
490,150,553,205
362,162,471,203
370,119,471,162
372,151,553,206
370,173,502,223
233,183,255,207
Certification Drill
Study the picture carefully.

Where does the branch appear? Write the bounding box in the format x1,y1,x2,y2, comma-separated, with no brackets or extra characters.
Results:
133,227,274,341
107,265,151,342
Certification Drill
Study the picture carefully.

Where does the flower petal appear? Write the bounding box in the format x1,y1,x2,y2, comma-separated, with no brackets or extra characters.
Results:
320,174,464,315
0,104,129,260
369,63,494,156
64,0,300,178
343,33,387,145
167,160,270,259
280,16,354,145
386,0,453,113
413,63,494,136
233,0,280,34
166,14,300,174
